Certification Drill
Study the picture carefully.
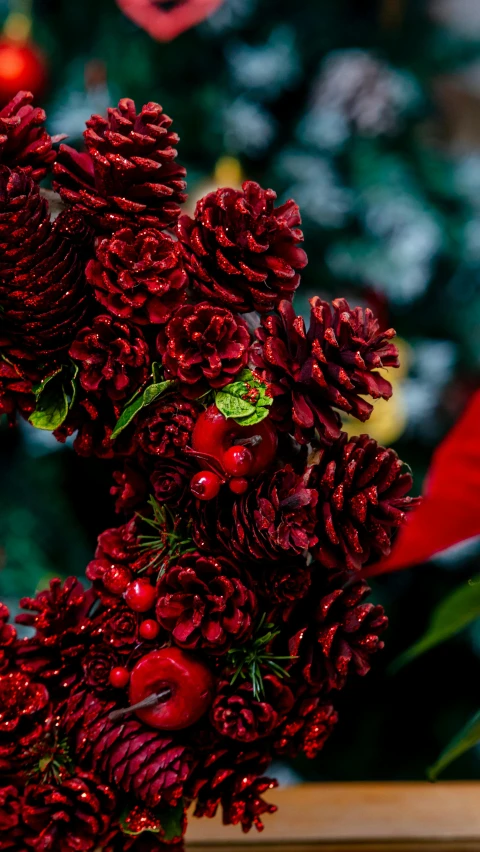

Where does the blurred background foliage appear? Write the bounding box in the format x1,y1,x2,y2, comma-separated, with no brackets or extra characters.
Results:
1,0,480,782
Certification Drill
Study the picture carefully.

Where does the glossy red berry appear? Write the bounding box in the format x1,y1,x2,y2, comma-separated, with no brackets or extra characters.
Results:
129,647,215,730
192,405,277,477
190,470,222,501
229,477,249,495
109,666,130,689
139,619,161,641
104,565,132,596
222,445,254,477
124,579,157,613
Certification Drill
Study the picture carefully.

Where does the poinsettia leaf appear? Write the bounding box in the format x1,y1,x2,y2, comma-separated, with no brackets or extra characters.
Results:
365,390,480,576
392,575,480,671
111,380,174,440
29,363,78,432
215,369,273,426
428,710,480,781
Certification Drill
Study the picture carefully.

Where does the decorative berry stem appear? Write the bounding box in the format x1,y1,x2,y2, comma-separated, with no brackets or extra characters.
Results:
108,687,172,722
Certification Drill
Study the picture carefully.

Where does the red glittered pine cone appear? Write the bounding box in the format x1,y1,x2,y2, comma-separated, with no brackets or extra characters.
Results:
0,606,16,674
135,394,200,457
178,181,307,314
197,465,318,562
0,360,35,425
0,91,60,182
0,672,49,773
312,432,419,573
86,517,144,604
149,455,195,513
0,784,23,839
279,575,388,692
70,315,150,403
15,578,96,692
22,772,116,852
0,169,89,378
252,298,399,444
53,99,187,232
156,302,250,398
87,227,188,325
259,559,312,604
211,675,294,742
63,690,194,809
53,394,136,460
111,461,148,513
156,553,257,654
274,698,338,759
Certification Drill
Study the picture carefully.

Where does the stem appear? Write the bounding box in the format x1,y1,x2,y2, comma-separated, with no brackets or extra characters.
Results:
109,688,172,722
232,435,263,447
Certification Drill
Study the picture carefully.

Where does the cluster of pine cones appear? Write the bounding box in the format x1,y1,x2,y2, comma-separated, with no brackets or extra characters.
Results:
0,91,419,851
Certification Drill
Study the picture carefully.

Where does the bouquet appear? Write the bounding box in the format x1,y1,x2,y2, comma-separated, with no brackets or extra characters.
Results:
0,91,418,850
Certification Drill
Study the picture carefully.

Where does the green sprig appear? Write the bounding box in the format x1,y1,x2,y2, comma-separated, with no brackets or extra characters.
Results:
136,497,195,578
227,613,295,700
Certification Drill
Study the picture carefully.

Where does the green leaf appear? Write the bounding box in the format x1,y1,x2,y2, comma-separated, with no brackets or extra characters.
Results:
120,800,184,840
29,364,77,432
111,380,174,440
428,711,480,781
392,575,480,672
215,369,272,427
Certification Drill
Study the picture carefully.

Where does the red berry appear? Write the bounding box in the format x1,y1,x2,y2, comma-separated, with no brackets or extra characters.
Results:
124,579,157,613
139,619,160,641
190,470,221,501
109,666,130,689
192,405,277,477
104,565,132,596
129,647,215,730
222,445,254,477
229,477,249,495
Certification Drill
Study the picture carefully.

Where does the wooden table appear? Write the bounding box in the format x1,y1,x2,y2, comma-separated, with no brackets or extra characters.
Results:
186,782,480,851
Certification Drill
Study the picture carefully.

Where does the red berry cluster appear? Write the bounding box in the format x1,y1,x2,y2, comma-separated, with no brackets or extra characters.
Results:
0,92,420,851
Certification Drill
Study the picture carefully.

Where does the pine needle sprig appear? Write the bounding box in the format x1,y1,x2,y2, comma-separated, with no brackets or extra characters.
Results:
136,496,195,578
227,613,296,700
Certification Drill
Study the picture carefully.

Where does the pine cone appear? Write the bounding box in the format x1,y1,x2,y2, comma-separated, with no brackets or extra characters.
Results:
178,181,307,314
53,395,135,459
0,360,35,425
63,690,194,809
0,606,16,674
70,315,150,402
280,576,388,691
156,302,250,398
274,698,338,759
111,462,148,513
135,395,200,457
312,432,419,572
53,99,187,232
0,168,89,377
87,227,188,325
211,675,294,742
86,518,143,604
149,456,195,513
0,784,28,848
23,772,116,852
259,560,312,604
0,91,59,182
0,673,49,773
197,465,318,561
156,553,257,654
252,298,399,444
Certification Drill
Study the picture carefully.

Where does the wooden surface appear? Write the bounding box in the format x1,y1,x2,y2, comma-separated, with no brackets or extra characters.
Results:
186,782,480,850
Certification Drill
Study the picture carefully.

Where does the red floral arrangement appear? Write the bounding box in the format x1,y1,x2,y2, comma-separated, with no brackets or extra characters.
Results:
0,92,419,851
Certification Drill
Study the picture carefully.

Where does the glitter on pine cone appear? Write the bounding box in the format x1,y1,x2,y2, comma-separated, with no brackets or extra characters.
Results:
252,297,399,444
178,181,308,313
274,698,339,759
312,432,420,572
53,99,187,232
86,226,188,326
211,675,294,742
0,90,61,182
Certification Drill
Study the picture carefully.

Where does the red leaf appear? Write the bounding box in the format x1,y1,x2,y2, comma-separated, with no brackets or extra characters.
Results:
364,391,480,576
116,0,225,41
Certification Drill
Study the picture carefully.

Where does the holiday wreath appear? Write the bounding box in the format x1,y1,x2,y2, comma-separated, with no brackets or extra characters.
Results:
0,92,419,850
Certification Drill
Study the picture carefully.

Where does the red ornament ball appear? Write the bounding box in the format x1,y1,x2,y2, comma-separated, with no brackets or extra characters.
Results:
104,564,132,596
192,405,278,477
222,445,254,477
129,647,215,730
124,579,157,613
139,619,160,641
190,470,221,501
109,666,130,689
0,38,48,101
229,477,249,495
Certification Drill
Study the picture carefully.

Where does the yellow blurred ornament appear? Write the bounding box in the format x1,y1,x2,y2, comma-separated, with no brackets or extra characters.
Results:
341,338,410,446
186,155,243,214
